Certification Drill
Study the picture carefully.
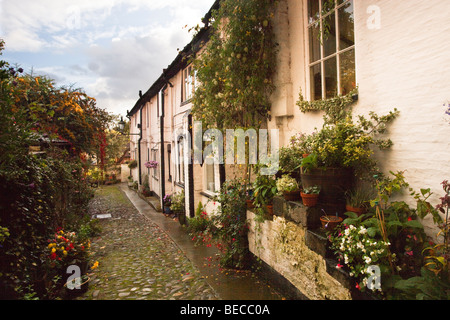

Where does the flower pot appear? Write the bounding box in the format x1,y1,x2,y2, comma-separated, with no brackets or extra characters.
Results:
320,216,343,231
346,204,366,217
164,206,172,214
266,204,274,215
301,192,319,207
177,212,187,226
283,190,301,201
246,199,255,209
301,167,354,213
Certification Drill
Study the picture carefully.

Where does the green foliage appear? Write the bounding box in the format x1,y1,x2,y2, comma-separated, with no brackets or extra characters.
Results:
253,173,278,206
211,178,249,269
170,190,185,213
191,0,278,129
302,185,321,195
0,40,107,299
297,88,358,124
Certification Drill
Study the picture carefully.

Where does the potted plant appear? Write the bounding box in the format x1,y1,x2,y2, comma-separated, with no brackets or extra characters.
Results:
170,190,186,225
276,175,301,201
245,187,255,209
345,184,376,217
320,213,343,231
301,185,321,207
128,160,138,169
299,109,399,213
163,194,172,214
253,174,278,215
144,160,158,169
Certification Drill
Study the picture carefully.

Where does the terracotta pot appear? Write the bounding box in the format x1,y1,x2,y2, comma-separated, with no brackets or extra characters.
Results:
246,199,255,209
266,204,274,215
320,216,343,231
301,192,319,207
346,204,366,217
283,190,301,201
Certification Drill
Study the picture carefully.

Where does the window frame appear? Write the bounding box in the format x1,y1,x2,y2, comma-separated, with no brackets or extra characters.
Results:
182,65,195,103
203,155,218,196
177,137,185,185
307,0,356,101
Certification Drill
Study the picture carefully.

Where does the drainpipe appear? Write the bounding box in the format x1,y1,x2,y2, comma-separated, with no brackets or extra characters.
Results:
187,113,195,218
138,91,143,185
159,85,167,209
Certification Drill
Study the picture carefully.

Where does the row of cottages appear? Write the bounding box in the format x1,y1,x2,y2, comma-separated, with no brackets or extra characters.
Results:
127,2,223,217
127,0,449,239
126,0,449,299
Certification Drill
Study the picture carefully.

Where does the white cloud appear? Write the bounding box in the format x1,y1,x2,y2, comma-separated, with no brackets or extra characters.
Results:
1,0,215,115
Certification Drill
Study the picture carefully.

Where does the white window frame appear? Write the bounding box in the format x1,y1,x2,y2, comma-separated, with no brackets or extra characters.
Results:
182,65,195,102
203,155,218,196
307,0,356,101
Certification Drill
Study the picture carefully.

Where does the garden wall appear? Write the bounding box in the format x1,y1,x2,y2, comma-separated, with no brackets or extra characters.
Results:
247,197,354,300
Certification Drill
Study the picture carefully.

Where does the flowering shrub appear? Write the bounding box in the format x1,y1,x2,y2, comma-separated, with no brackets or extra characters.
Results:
212,178,249,269
330,224,391,293
46,229,91,269
163,194,172,207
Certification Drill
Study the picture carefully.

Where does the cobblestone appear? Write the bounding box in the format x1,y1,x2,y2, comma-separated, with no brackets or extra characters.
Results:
78,185,218,300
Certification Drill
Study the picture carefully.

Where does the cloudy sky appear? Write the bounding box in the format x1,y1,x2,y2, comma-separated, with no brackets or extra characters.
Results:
0,0,214,117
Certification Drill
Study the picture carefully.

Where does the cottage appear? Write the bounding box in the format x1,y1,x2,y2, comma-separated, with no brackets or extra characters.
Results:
126,0,450,299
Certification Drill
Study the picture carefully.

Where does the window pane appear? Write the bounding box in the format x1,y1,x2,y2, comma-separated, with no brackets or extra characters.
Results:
206,164,215,192
338,0,354,50
321,0,335,14
324,56,337,99
340,48,356,95
310,63,322,101
323,12,336,57
309,22,321,63
308,0,320,24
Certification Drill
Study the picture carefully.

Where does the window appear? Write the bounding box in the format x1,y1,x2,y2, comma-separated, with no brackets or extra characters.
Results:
182,65,195,102
308,0,355,100
204,157,217,194
177,137,185,184
152,149,159,179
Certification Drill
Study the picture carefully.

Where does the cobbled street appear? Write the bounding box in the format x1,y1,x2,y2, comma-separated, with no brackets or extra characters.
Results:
78,185,218,300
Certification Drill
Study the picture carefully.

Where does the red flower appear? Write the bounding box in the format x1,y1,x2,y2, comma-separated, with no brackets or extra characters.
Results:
407,217,412,221
50,252,57,260
355,283,361,290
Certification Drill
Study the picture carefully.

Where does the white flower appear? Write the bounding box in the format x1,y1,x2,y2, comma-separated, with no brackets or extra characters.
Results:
364,256,372,264
358,226,367,235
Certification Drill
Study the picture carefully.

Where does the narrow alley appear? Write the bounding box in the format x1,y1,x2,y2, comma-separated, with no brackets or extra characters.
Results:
79,184,284,300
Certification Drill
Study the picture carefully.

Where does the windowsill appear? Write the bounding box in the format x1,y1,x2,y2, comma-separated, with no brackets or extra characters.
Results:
200,191,218,199
180,99,193,107
175,182,185,188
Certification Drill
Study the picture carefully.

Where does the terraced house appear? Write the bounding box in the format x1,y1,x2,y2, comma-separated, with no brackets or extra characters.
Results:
127,0,450,300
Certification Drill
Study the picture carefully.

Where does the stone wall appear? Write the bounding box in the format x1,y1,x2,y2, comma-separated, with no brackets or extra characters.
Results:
247,197,353,300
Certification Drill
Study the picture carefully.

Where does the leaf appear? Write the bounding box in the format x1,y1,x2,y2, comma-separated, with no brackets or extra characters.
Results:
367,227,378,237
404,220,424,229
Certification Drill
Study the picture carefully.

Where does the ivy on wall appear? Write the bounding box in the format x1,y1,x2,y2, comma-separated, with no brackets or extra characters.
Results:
191,0,278,129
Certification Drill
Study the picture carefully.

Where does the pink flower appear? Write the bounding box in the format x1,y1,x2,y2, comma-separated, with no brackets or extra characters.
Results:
355,283,361,290
406,250,414,256
336,263,344,269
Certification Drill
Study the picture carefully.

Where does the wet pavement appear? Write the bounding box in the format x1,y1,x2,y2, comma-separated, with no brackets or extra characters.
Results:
79,184,284,300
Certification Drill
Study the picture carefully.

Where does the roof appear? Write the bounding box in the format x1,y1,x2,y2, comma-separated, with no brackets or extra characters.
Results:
127,0,220,117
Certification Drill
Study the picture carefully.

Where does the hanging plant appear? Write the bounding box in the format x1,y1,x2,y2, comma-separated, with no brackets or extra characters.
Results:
191,0,278,129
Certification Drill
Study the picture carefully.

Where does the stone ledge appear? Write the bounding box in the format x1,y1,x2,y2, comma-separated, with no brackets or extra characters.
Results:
273,196,322,229
272,196,376,300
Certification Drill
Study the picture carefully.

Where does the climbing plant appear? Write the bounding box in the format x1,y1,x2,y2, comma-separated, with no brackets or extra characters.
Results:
191,0,278,129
